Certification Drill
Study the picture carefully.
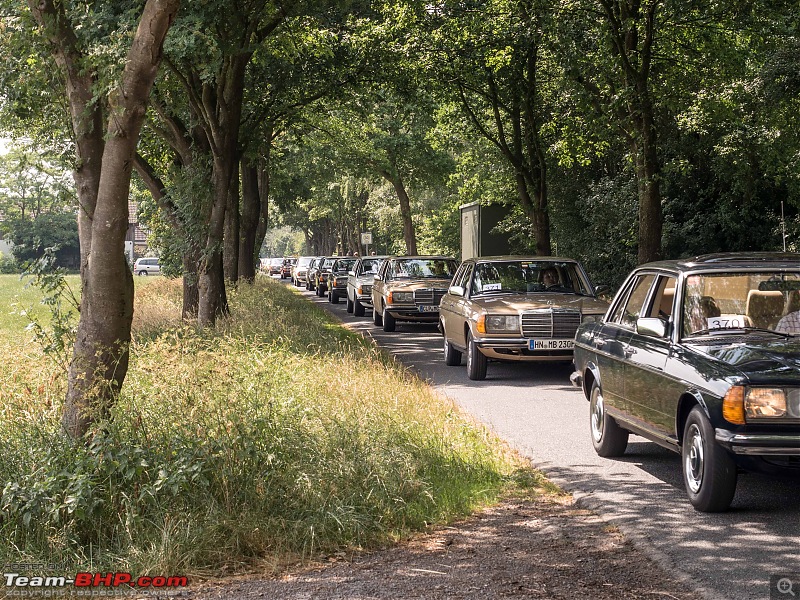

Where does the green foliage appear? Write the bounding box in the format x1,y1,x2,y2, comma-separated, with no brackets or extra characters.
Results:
3,212,79,269
0,253,20,274
0,277,533,572
20,249,79,371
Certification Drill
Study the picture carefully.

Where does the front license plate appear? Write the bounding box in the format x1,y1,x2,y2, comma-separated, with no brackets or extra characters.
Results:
529,339,574,350
418,305,439,313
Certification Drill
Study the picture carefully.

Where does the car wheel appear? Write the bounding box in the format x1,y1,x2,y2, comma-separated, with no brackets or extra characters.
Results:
316,284,324,297
382,308,396,332
138,270,147,276
682,406,738,512
354,298,366,317
466,331,487,380
373,303,383,326
589,381,629,457
330,290,339,304
346,294,354,313
443,327,462,366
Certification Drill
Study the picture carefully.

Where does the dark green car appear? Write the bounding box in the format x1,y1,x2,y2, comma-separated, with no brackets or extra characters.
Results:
572,252,800,512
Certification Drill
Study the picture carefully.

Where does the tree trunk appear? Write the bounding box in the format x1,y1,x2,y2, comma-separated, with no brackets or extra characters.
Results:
239,160,260,282
223,167,240,283
386,172,417,255
30,0,180,438
253,151,271,263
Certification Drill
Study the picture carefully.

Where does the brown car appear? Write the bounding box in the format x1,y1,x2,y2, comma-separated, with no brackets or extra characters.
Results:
371,255,458,332
439,256,610,380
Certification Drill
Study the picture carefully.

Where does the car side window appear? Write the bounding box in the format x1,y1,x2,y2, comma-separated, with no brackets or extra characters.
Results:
451,264,466,288
648,276,677,320
611,274,655,329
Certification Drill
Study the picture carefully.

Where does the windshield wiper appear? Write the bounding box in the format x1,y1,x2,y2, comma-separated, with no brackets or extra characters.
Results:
691,327,792,338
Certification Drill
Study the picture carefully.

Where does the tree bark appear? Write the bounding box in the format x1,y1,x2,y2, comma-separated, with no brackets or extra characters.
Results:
30,0,179,439
238,160,260,282
223,163,240,283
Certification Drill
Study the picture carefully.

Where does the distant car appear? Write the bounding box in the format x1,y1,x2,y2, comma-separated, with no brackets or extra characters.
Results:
306,256,326,291
268,258,283,276
134,257,160,276
327,256,359,304
293,256,314,287
314,257,338,297
439,256,609,380
572,252,800,512
280,258,296,279
346,256,387,316
371,255,458,332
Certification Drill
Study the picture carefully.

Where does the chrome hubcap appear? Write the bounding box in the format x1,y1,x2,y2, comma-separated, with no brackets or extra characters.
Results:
591,389,604,443
685,423,704,493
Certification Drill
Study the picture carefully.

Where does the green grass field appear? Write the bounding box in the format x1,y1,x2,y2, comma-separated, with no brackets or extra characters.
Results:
0,274,549,577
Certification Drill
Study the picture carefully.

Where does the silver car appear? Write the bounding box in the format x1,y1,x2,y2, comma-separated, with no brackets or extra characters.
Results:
292,256,314,287
346,256,387,316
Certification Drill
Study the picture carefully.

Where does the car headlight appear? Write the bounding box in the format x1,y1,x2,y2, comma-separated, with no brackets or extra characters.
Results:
389,291,413,303
581,314,603,324
484,315,520,333
723,386,800,423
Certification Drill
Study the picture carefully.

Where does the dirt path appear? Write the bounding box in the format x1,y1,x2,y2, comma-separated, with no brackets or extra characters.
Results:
194,495,707,599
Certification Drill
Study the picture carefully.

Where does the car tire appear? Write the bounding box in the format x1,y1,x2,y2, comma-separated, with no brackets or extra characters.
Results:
682,406,738,512
382,308,396,332
589,381,629,457
316,284,324,297
373,303,383,326
466,331,487,380
330,290,339,304
443,327,462,366
354,298,366,317
346,294,354,313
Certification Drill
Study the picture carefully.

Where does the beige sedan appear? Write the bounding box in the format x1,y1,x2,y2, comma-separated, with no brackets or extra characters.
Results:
439,256,610,380
371,255,458,332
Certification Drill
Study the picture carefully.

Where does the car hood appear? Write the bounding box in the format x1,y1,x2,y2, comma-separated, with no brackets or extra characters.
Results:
692,338,800,382
385,278,452,291
470,292,609,314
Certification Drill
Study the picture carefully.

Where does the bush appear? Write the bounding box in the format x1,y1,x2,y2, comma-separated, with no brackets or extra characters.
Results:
0,277,534,574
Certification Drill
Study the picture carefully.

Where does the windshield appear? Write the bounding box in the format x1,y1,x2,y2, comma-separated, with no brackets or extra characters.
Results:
388,258,457,280
333,258,357,272
683,272,800,337
361,258,383,274
471,260,592,295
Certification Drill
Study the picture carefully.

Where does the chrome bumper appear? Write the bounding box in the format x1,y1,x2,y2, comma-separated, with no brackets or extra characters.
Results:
715,430,800,455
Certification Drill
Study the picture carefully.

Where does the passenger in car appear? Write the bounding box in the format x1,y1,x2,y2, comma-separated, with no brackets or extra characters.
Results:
776,291,800,334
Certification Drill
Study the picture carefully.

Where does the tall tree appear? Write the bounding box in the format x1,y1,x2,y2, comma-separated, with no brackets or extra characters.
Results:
26,0,180,438
432,0,556,255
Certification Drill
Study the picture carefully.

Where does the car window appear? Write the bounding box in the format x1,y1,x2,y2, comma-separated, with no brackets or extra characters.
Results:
611,274,655,329
361,258,382,274
681,272,800,337
647,275,677,320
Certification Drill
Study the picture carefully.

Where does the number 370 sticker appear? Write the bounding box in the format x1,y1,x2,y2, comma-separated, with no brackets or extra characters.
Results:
707,315,748,329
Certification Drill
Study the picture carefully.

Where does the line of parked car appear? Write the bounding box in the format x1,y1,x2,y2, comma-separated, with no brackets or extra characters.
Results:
287,251,800,513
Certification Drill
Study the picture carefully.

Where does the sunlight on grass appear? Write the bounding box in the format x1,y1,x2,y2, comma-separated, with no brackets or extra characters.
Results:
0,275,547,576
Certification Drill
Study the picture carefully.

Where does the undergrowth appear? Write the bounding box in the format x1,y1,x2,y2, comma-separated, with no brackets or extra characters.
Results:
0,276,543,577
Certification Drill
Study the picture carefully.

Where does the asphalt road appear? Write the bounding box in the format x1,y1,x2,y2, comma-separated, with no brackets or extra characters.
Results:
283,276,800,600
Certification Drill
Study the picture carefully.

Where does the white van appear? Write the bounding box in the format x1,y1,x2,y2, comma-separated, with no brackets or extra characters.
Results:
134,257,161,276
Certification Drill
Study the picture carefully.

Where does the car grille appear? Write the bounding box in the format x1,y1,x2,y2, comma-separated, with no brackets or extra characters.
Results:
521,309,581,338
414,288,447,305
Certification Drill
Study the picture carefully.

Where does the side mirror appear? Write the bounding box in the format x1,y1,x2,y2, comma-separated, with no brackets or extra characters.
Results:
636,317,668,338
594,284,612,298
348,271,355,276
448,285,465,297
373,274,381,281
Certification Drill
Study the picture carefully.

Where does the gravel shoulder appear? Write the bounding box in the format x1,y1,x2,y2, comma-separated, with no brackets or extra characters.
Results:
194,494,705,599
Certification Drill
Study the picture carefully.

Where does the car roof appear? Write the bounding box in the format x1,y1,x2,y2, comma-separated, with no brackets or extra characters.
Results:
638,252,800,272
384,255,456,260
468,255,579,263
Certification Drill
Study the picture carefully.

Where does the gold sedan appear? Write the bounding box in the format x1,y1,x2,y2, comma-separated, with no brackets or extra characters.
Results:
371,256,458,332
439,256,610,380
